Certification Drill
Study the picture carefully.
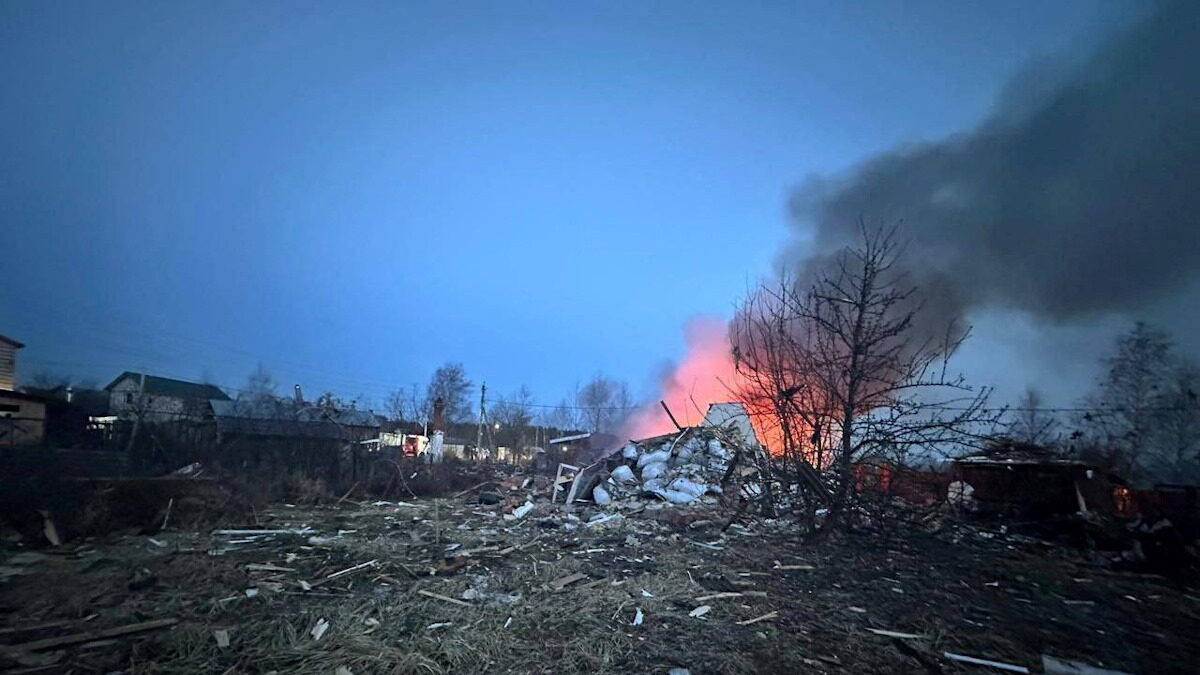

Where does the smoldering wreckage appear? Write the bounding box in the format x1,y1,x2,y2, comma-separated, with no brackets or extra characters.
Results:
1,403,1198,674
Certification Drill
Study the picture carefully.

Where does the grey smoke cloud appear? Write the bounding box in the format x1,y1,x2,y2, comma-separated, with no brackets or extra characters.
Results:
788,1,1200,324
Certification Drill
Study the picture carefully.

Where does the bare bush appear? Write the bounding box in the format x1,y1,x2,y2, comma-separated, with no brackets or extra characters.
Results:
733,223,996,527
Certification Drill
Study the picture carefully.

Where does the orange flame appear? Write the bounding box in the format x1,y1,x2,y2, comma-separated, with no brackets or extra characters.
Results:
622,317,791,454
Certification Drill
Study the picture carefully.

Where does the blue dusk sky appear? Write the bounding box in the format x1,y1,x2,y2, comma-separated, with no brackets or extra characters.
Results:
1,1,1152,410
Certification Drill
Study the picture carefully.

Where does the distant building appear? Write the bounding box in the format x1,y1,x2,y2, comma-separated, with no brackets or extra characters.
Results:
0,334,24,391
442,436,470,459
0,389,47,447
0,334,46,446
104,371,231,422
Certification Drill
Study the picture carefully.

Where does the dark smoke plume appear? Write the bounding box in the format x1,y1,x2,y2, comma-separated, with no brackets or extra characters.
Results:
789,1,1200,325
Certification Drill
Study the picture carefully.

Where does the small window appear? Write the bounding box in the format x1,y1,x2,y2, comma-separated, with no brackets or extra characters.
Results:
125,392,134,404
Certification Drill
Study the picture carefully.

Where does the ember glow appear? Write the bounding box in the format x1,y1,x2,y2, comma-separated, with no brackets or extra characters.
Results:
621,316,788,454
622,317,738,439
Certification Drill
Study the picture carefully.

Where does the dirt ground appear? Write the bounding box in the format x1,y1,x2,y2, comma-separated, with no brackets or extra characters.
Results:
2,495,1198,674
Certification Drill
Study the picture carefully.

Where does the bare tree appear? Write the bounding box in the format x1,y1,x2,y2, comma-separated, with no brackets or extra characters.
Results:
1156,360,1200,484
734,223,993,524
315,391,351,410
733,275,843,471
26,371,71,390
491,385,536,461
576,375,633,434
1008,387,1059,445
1077,323,1200,483
541,396,582,433
425,362,473,423
245,363,278,401
386,383,425,422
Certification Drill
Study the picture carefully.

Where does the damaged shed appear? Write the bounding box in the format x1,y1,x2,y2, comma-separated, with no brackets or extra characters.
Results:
952,455,1125,518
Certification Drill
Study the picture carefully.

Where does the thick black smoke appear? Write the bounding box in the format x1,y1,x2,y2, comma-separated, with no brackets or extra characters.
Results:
790,1,1200,325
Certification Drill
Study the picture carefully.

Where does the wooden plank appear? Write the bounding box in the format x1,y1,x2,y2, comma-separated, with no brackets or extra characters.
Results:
735,611,778,626
245,564,296,573
0,620,72,638
695,592,744,602
13,618,178,652
943,652,1030,674
309,559,379,587
548,572,587,591
453,481,491,498
417,590,471,607
866,628,926,639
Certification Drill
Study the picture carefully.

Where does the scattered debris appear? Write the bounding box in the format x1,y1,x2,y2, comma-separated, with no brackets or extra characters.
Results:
38,510,61,547
128,568,157,591
943,651,1030,673
246,563,295,573
866,628,926,639
433,555,470,576
323,559,379,581
773,561,815,571
735,611,778,626
8,618,179,652
548,572,588,591
1041,655,1133,675
507,501,535,520
695,592,743,602
418,590,472,607
0,467,1192,675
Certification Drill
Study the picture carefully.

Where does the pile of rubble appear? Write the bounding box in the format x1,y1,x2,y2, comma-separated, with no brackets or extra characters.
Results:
587,428,758,507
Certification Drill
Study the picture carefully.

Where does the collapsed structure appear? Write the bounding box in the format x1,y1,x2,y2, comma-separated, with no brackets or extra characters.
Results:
553,403,765,509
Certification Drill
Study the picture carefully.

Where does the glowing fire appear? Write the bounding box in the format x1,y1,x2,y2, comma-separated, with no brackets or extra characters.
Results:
621,316,788,454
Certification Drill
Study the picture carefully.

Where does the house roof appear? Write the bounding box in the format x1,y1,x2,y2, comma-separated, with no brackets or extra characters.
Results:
0,334,25,348
210,398,380,439
954,456,1091,468
0,389,50,403
104,371,231,401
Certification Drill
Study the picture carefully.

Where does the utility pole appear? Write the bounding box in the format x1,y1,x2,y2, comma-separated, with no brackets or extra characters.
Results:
475,382,487,458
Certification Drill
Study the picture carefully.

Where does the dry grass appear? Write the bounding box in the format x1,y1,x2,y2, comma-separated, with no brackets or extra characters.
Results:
0,498,720,674
127,533,708,674
5,498,1195,674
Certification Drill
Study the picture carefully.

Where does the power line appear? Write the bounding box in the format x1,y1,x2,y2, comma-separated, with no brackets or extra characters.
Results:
19,358,1196,417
